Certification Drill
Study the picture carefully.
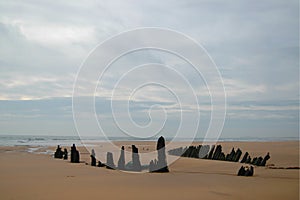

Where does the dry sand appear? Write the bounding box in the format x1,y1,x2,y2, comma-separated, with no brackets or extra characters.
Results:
0,141,299,200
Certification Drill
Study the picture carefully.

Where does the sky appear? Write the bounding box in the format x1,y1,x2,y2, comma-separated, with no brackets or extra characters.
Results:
0,0,299,139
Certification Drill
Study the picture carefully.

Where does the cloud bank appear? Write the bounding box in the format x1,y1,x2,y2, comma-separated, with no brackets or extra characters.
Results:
0,0,298,138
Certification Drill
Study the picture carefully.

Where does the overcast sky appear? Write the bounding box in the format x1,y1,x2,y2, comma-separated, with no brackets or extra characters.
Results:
0,0,298,138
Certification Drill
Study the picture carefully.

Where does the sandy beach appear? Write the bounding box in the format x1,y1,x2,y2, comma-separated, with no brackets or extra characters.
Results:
0,141,299,200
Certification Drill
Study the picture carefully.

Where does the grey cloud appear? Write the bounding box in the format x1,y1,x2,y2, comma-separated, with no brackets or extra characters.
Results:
0,0,298,137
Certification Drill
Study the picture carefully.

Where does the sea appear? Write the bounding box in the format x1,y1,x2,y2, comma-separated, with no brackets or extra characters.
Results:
0,134,298,147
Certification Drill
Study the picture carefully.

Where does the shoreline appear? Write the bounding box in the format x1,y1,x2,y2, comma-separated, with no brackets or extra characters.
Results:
0,134,298,147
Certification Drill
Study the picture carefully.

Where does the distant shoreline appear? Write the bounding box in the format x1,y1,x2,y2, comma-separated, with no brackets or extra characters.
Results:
0,134,298,147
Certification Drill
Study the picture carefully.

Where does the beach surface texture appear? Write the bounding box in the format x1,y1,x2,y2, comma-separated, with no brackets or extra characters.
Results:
0,141,299,200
